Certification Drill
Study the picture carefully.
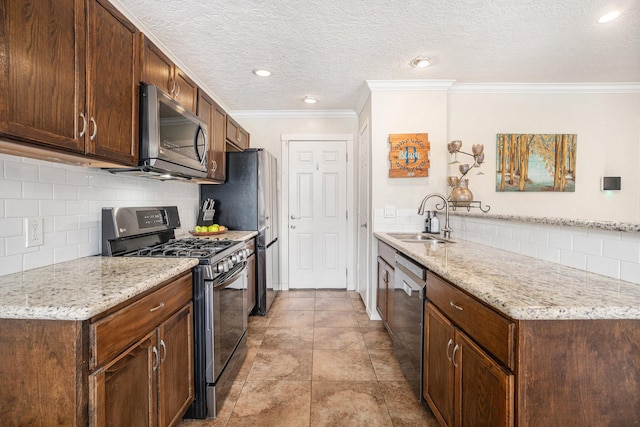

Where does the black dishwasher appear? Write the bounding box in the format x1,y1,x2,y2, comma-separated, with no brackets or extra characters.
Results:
393,252,427,401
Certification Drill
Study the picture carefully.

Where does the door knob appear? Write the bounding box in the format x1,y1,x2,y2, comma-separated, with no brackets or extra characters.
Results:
290,215,298,220
360,223,367,228
290,225,296,229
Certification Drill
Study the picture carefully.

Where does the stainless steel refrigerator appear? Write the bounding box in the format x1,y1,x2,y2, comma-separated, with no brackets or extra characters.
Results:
200,148,279,315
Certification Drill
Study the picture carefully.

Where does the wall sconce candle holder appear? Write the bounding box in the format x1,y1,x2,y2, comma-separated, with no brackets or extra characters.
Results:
446,140,490,212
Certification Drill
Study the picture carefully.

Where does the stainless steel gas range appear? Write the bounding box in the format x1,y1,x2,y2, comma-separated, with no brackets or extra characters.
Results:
102,206,248,419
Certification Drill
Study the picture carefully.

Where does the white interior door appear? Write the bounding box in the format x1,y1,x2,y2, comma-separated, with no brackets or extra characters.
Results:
289,140,347,289
357,122,370,300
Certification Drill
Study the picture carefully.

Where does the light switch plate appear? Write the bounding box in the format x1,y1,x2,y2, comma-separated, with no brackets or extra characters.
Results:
384,206,396,218
25,217,44,247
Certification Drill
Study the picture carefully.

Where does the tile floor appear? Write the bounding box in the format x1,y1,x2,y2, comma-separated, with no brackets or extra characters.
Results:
180,289,440,427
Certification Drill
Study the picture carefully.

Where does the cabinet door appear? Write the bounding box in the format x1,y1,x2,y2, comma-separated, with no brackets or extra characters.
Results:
385,263,394,332
454,330,514,427
211,103,227,181
90,331,157,427
424,303,455,427
376,257,388,321
0,0,86,152
173,68,198,113
158,304,194,427
86,0,139,165
141,36,174,94
246,252,256,314
237,127,249,149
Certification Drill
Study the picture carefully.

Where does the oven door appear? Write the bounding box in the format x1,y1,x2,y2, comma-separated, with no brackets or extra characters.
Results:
205,262,247,384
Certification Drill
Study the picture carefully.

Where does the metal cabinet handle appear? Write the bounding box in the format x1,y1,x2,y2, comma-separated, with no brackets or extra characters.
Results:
150,302,165,312
79,112,87,137
174,81,181,97
89,117,97,141
152,346,159,371
446,338,453,362
169,78,176,96
450,301,464,311
159,339,167,363
452,344,459,368
212,160,217,172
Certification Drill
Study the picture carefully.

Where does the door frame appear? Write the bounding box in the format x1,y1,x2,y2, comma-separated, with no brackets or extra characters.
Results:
281,134,355,291
356,119,371,306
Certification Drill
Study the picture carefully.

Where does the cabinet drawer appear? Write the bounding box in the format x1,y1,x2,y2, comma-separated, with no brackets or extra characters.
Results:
378,240,396,267
90,273,192,370
427,272,515,370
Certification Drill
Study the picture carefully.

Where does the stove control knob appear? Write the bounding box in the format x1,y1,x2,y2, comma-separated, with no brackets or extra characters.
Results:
231,254,238,263
215,262,225,273
224,260,231,272
245,249,251,258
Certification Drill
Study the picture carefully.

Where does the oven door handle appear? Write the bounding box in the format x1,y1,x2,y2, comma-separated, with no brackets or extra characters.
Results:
213,261,247,290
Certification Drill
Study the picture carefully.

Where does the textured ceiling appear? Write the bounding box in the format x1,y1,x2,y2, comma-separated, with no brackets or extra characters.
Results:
114,0,640,111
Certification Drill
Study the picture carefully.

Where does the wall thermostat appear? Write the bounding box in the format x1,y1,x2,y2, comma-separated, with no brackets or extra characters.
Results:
601,176,621,191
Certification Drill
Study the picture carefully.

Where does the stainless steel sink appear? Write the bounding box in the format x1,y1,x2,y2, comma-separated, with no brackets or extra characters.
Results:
387,233,454,244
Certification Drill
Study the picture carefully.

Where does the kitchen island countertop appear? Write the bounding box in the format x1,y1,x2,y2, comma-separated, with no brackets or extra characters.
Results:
375,232,640,321
0,257,198,321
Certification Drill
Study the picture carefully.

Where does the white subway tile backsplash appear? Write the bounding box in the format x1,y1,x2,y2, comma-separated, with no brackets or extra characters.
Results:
538,246,560,263
4,160,38,182
5,199,39,217
587,255,620,278
0,180,22,199
39,166,67,185
0,155,199,276
512,226,530,242
548,231,573,250
560,250,587,270
529,227,550,246
621,261,640,284
603,239,640,263
573,234,603,256
519,242,539,258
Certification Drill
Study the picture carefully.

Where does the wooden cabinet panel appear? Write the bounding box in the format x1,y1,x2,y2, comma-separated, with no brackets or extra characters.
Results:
91,331,157,427
141,35,197,113
86,0,139,165
0,0,139,166
158,304,194,427
197,91,226,182
427,272,515,369
376,256,394,333
90,273,192,369
225,116,249,150
0,0,86,152
455,330,514,427
424,303,455,427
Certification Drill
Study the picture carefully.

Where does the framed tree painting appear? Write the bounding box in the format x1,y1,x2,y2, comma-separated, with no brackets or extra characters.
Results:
496,133,577,192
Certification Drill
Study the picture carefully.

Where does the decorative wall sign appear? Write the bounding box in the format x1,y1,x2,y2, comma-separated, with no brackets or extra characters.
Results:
389,133,430,178
496,133,577,192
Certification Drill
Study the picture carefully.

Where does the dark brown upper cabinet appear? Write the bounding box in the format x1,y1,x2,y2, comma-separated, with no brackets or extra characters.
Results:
197,90,226,182
225,116,250,151
141,35,198,113
0,0,139,166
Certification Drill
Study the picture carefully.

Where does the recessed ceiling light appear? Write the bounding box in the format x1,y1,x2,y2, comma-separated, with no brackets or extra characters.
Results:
252,69,272,77
410,56,432,68
303,96,318,104
598,10,621,23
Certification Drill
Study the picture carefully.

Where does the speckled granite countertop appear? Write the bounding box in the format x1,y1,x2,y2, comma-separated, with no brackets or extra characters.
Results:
0,257,198,321
375,232,640,321
450,211,640,233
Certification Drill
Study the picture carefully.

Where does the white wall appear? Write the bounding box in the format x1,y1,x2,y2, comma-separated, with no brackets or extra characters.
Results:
0,154,199,276
448,91,640,222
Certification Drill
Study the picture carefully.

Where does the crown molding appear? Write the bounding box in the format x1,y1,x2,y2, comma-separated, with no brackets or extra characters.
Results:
449,82,640,94
366,79,457,92
230,110,357,119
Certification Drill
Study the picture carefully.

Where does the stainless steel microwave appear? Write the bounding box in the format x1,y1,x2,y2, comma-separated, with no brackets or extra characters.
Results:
106,85,208,180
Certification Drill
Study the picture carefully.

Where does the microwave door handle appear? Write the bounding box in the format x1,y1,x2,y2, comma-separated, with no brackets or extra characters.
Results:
195,124,208,166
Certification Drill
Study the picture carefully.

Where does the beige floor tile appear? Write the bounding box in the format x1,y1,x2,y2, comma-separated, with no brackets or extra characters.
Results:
310,381,393,426
314,310,360,328
362,328,393,349
248,348,313,380
277,297,317,311
347,291,362,300
246,326,266,348
235,347,258,382
315,289,348,298
356,312,384,329
261,326,314,349
378,381,440,427
368,348,406,381
313,327,365,350
280,289,317,298
227,380,311,427
315,297,355,311
312,349,377,381
351,298,367,312
247,314,271,328
269,310,315,327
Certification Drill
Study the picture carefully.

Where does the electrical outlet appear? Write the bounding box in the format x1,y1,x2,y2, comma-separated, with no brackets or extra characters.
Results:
384,205,396,218
24,217,44,247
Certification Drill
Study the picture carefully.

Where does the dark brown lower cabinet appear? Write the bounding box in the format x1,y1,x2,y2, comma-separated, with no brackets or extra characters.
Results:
91,304,193,427
424,303,514,427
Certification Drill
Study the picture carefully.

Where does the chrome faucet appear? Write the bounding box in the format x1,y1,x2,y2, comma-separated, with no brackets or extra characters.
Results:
418,193,452,239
